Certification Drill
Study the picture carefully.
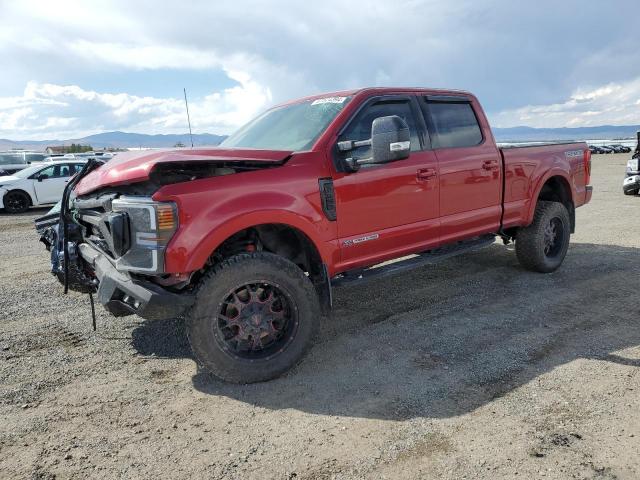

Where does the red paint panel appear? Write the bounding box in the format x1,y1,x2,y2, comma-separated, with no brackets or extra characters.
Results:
333,151,439,235
501,143,590,227
152,152,337,274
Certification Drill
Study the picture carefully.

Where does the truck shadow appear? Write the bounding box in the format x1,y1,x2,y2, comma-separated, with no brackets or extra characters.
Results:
131,242,640,420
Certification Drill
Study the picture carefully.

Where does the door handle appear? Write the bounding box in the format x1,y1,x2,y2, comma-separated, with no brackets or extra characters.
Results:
482,160,499,170
417,168,437,181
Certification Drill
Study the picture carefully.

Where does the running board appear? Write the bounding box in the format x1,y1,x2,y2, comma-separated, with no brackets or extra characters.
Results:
331,235,496,287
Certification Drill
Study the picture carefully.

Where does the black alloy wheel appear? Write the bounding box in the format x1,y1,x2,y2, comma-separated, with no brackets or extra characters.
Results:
3,191,30,213
186,252,320,383
542,217,565,259
215,281,298,360
515,201,571,273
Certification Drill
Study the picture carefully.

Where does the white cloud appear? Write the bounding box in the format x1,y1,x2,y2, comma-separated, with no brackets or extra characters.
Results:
0,79,271,139
66,41,222,70
492,78,640,128
1,0,640,137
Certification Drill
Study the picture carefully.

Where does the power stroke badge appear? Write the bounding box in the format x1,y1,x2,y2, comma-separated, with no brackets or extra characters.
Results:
343,233,379,247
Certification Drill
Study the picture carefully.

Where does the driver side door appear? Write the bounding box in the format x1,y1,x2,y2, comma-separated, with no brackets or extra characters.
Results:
332,96,440,271
31,164,74,204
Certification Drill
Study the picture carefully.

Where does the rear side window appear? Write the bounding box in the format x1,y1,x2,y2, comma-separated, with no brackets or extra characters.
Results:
69,163,84,174
60,164,73,177
340,100,422,158
427,101,482,148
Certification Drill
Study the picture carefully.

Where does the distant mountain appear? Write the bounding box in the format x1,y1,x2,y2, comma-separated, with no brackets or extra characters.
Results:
492,125,640,142
0,131,228,151
78,131,228,148
1,124,639,151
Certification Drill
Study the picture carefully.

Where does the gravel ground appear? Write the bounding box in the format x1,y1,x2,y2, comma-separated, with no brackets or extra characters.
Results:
1,153,639,479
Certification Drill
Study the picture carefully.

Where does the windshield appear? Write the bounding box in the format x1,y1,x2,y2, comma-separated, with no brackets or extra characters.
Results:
221,96,351,151
12,164,47,178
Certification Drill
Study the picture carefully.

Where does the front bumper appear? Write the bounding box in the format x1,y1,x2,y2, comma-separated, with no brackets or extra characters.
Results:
78,243,194,320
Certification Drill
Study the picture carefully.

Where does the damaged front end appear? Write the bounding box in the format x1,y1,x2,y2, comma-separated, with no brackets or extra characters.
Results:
37,218,98,294
34,155,284,323
36,159,103,295
35,159,192,321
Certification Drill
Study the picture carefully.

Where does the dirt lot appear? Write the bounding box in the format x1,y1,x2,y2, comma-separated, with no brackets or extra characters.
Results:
1,153,639,479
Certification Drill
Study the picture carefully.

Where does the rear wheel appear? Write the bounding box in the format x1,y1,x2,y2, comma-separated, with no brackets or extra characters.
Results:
186,252,320,383
3,190,30,213
515,201,571,273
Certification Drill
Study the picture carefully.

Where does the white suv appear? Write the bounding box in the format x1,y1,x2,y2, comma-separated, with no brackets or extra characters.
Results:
0,161,86,213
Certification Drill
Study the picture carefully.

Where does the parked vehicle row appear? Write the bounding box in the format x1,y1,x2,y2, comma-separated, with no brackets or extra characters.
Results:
589,144,632,154
0,151,114,176
0,151,47,175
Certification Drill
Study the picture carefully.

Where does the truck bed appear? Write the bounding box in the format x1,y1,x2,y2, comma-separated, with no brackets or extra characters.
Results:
498,141,590,230
498,141,585,149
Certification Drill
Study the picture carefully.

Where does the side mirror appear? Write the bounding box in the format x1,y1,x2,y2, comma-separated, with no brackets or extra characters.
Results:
339,115,411,172
37,174,48,182
370,115,411,164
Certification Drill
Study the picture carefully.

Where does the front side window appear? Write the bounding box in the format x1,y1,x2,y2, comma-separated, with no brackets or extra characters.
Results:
427,101,483,148
35,164,73,179
221,96,351,151
339,100,421,160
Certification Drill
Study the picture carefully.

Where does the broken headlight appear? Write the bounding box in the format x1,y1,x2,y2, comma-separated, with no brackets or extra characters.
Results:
110,196,178,274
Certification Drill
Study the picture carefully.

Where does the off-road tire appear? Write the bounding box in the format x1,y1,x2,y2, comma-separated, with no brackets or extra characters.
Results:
186,252,320,383
515,201,571,273
3,190,31,214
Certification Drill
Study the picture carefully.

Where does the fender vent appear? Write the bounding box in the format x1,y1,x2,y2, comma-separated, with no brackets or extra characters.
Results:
318,178,337,221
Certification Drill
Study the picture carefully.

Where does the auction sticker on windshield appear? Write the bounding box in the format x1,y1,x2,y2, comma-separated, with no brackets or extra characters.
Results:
311,97,347,105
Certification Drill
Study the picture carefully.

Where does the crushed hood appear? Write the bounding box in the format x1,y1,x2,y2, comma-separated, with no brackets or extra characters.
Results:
74,147,293,196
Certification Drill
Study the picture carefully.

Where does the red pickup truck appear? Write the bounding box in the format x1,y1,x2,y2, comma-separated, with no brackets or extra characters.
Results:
37,87,592,383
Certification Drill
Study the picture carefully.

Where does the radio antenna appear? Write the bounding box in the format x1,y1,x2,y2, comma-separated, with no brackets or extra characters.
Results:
183,87,194,148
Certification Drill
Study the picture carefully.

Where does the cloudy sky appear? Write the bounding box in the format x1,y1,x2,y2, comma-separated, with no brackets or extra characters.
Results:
1,0,639,140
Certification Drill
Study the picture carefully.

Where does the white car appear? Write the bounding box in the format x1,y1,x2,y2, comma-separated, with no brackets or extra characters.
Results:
0,160,86,213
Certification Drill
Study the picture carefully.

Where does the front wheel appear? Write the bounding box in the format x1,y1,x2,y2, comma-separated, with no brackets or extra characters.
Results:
515,201,571,273
3,190,31,213
186,252,320,383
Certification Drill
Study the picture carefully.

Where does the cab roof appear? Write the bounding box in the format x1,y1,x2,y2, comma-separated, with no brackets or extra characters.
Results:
275,87,475,108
